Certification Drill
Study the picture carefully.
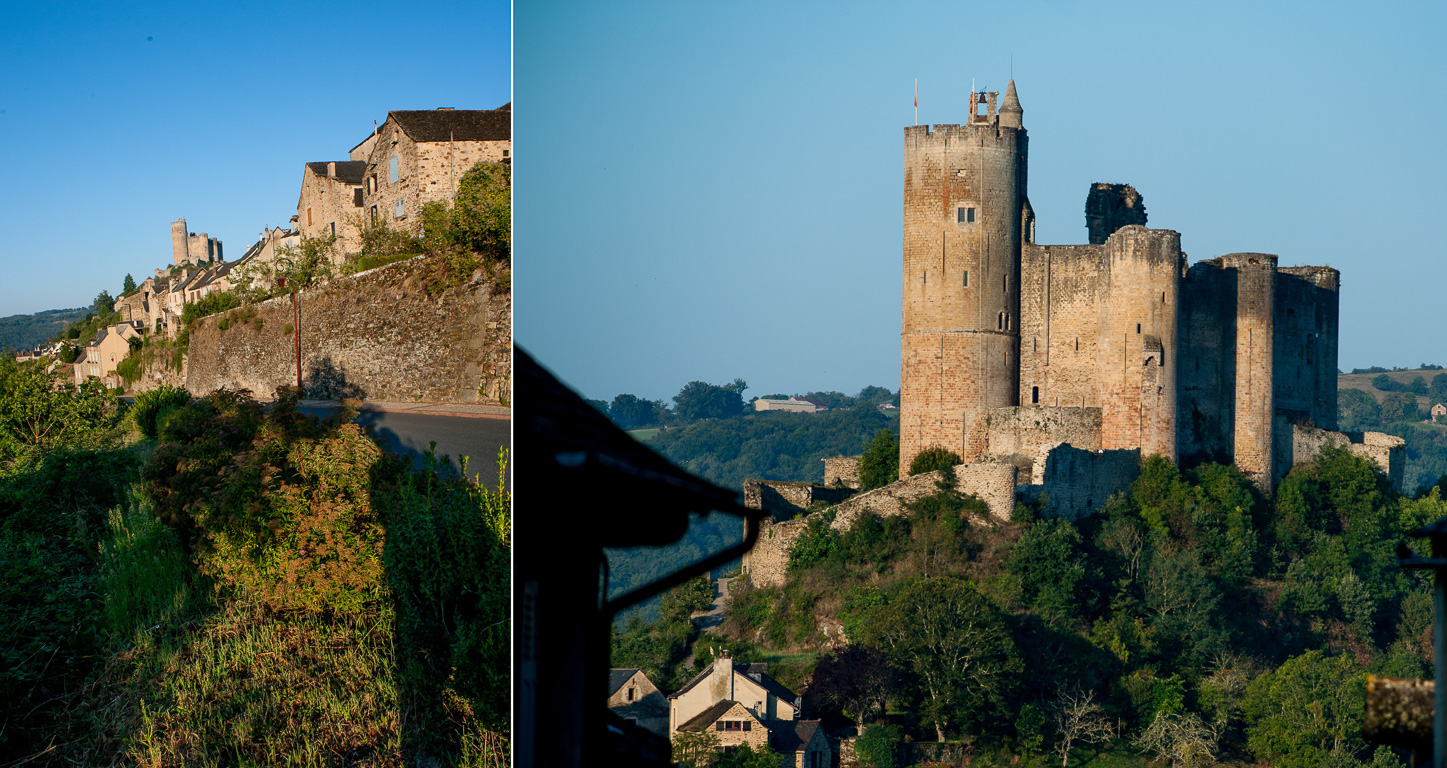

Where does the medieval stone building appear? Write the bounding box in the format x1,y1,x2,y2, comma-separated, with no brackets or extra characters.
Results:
899,80,1376,490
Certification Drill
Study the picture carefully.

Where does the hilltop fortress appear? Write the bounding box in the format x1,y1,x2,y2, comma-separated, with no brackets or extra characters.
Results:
741,81,1401,587
900,80,1383,489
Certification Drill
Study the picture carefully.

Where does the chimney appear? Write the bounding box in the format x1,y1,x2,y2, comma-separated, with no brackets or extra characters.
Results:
437,107,455,110
327,162,336,177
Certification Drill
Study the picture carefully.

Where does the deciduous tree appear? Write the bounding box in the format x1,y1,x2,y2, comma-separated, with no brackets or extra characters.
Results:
858,429,899,490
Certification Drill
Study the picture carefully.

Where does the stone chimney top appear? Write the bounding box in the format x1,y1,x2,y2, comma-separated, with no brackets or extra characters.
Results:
327,161,336,177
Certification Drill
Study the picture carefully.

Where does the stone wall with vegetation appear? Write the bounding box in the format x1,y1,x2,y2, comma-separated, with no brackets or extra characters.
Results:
184,257,509,404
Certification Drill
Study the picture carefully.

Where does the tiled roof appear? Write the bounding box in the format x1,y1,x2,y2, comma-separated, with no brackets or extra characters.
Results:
769,720,823,754
609,668,640,696
306,160,367,184
389,106,511,143
676,700,741,733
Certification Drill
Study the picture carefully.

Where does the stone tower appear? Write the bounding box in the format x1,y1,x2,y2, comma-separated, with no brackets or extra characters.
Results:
900,80,1029,474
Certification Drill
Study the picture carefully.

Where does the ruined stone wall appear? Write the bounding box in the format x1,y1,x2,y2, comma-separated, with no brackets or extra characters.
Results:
1019,244,1105,410
740,517,809,589
1021,444,1140,520
1085,183,1147,245
741,480,855,522
900,117,1025,474
743,463,1019,588
984,405,1101,482
1274,266,1340,431
1219,253,1277,486
823,456,861,489
1292,424,1406,490
1096,226,1181,461
1178,261,1236,464
831,463,1018,530
184,257,510,404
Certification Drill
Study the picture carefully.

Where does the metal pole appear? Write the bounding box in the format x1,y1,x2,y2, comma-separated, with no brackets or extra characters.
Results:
292,291,301,390
1437,558,1445,768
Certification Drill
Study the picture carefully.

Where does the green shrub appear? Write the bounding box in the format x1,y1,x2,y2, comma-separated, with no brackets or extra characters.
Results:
215,317,229,331
131,385,192,439
908,444,962,476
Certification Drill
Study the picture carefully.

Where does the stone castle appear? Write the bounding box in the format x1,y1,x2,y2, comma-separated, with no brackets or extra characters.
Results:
740,81,1402,588
899,80,1377,489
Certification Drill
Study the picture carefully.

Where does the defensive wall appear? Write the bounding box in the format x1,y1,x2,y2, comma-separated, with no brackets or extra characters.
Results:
1291,424,1406,490
822,456,861,488
1018,444,1141,521
984,405,1101,481
184,257,510,404
741,480,856,522
742,463,1018,588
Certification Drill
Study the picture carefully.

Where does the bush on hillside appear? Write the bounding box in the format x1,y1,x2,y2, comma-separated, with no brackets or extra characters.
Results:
131,384,193,439
908,444,962,476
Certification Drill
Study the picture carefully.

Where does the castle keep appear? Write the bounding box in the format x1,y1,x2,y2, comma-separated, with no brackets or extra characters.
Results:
900,80,1360,489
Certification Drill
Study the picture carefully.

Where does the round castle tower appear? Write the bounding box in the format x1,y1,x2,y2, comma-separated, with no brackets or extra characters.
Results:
900,80,1029,474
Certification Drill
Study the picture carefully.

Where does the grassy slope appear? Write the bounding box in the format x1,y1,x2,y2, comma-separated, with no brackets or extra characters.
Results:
1338,368,1445,409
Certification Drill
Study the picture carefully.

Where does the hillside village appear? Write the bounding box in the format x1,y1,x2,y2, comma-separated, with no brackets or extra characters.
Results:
14,104,511,398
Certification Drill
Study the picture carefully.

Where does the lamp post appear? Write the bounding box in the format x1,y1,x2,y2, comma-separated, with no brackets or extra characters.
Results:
278,276,301,391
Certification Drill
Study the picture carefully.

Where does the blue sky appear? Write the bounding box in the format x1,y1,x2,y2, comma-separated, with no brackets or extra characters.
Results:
515,1,1447,404
0,0,509,319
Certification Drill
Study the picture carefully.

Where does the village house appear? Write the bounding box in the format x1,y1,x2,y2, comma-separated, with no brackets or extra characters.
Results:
297,161,367,260
1432,403,1446,423
73,321,142,387
358,104,511,233
669,653,831,767
607,669,669,739
753,397,828,413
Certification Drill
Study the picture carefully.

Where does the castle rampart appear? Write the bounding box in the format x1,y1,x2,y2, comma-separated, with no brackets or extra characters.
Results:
984,405,1101,482
822,457,861,489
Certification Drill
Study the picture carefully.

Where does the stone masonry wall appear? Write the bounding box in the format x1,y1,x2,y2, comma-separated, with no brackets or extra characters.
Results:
823,456,861,489
900,118,1024,473
1021,443,1141,520
985,405,1102,478
743,463,1019,588
185,257,510,404
1292,424,1406,490
1019,243,1105,411
361,115,508,234
741,480,855,522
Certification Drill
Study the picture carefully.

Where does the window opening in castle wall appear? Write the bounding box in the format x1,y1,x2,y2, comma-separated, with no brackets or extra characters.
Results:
962,271,968,287
958,207,975,223
1032,386,1039,403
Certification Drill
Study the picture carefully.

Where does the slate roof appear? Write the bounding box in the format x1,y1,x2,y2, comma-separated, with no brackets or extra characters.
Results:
668,661,799,707
306,161,367,184
389,105,511,143
609,668,640,696
769,720,823,754
675,700,742,733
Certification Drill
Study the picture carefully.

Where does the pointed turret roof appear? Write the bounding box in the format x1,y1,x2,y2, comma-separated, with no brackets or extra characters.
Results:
1001,79,1021,113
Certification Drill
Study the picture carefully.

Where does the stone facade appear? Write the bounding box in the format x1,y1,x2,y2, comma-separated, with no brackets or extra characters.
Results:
184,257,510,405
1018,444,1142,520
822,456,861,489
901,81,1341,490
1292,424,1406,490
297,161,367,259
983,406,1102,481
742,480,855,522
608,669,669,739
359,105,510,234
742,464,1018,588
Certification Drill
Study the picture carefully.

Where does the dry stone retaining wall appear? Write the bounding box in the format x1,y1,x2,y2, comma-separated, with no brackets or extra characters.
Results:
184,257,509,404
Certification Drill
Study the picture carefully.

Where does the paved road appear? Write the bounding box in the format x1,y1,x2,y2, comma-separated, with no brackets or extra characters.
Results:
298,404,511,491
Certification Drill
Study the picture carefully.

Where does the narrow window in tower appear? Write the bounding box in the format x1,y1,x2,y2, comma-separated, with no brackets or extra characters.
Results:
1003,274,1008,293
1162,292,1166,304
1033,337,1038,352
958,207,967,223
1032,386,1039,404
1136,323,1141,334
998,313,1003,330
1075,337,1079,352
1006,313,1011,330
923,271,927,285
962,271,968,287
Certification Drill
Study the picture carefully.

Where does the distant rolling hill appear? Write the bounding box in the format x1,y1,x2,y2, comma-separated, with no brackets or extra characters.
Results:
0,307,88,354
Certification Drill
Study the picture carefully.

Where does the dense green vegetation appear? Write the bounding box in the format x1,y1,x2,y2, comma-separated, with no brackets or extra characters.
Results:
0,306,87,354
1339,387,1447,493
651,407,897,491
0,362,510,765
627,447,1442,767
